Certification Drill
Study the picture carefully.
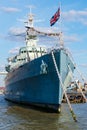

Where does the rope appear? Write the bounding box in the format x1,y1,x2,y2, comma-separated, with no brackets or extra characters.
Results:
51,51,77,122
26,26,60,37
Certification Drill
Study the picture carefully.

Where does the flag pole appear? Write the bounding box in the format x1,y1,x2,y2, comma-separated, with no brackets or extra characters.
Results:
58,1,64,47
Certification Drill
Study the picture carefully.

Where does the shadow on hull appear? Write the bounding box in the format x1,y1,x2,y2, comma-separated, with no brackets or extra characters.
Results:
5,98,61,113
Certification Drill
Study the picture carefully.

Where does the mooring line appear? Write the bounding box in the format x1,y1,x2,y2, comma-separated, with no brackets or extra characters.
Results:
51,51,77,122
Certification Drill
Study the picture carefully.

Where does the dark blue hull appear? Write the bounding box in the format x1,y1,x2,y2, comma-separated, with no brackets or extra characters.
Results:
4,49,75,112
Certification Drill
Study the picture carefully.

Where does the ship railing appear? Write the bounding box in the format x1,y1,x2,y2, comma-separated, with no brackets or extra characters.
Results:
0,71,7,75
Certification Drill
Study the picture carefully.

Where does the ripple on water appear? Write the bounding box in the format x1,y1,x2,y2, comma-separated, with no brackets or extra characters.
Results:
0,95,87,130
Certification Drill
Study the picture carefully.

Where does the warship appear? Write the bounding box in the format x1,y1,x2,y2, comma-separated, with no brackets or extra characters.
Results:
4,9,75,112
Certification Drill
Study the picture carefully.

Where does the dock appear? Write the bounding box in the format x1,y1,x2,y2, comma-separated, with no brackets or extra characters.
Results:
62,91,87,103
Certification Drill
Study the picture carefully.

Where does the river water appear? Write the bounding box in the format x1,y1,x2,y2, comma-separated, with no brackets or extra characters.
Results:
0,94,87,130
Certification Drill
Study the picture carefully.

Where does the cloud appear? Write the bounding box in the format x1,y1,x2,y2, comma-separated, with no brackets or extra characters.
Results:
63,34,80,44
25,5,36,9
9,47,20,54
4,27,25,42
8,27,25,36
7,34,25,43
0,65,5,70
17,18,27,23
62,9,87,25
80,64,87,67
0,6,21,13
71,50,87,58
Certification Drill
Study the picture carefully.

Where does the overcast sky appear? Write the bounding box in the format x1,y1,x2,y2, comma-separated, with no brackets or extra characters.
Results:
0,0,87,86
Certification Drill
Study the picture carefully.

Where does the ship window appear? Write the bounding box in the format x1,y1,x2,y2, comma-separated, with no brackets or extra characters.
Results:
29,50,32,52
21,51,26,53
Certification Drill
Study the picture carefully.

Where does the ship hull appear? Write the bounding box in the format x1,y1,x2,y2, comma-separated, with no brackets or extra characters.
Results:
4,49,74,112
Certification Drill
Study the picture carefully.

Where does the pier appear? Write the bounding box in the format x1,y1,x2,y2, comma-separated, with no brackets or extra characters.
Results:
62,91,87,103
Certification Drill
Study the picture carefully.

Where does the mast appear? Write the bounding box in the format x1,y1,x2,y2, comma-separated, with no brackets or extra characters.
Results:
25,6,37,47
26,6,34,28
24,6,37,61
59,32,64,47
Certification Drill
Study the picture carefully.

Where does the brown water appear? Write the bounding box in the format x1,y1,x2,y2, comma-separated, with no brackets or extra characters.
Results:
0,95,87,130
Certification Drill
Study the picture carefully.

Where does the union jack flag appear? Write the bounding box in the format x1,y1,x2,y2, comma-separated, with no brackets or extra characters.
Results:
50,8,60,26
